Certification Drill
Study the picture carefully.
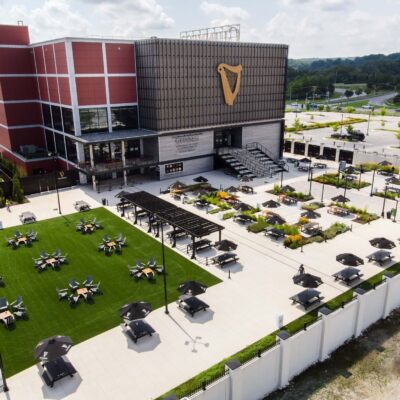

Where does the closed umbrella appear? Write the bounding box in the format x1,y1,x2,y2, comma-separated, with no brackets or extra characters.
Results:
234,203,253,212
119,301,152,321
262,200,280,208
225,186,238,193
331,195,350,203
214,240,238,252
281,185,295,193
193,176,208,183
34,335,73,362
293,273,323,288
301,210,321,219
336,253,364,266
369,237,396,249
379,160,392,166
266,215,286,225
178,281,207,296
367,250,392,263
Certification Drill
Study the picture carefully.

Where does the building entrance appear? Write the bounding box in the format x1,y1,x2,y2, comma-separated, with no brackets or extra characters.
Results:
214,127,242,149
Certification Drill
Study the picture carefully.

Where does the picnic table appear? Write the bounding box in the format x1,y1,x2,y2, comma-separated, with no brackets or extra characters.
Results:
177,296,210,316
142,268,155,279
42,357,77,387
126,320,155,343
74,201,90,212
327,205,350,216
313,163,327,169
0,310,12,324
298,165,311,172
265,227,286,240
290,289,323,310
333,267,363,285
167,228,188,240
212,253,238,267
19,212,36,224
233,214,254,224
187,239,212,253
240,185,254,194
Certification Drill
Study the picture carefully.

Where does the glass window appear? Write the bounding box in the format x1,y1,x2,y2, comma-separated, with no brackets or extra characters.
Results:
93,143,111,163
62,107,75,135
54,133,66,158
45,129,55,153
79,108,108,134
42,104,52,128
126,139,140,157
65,136,77,164
51,105,63,131
111,106,138,131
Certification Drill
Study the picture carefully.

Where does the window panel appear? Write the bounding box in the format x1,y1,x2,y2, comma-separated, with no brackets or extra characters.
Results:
79,108,108,134
42,104,52,128
45,129,55,153
65,136,77,163
51,105,63,131
54,133,66,158
111,106,138,131
62,107,75,135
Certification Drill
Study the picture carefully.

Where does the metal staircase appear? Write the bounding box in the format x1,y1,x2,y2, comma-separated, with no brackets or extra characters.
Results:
216,143,288,179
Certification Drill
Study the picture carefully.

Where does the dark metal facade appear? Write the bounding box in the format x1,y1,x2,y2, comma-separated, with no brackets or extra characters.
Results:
135,38,288,132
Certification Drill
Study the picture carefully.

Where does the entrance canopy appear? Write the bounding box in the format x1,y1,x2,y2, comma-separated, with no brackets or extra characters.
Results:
122,191,224,238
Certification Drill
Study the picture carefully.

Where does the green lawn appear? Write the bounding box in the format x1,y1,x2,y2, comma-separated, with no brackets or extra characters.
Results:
0,207,221,377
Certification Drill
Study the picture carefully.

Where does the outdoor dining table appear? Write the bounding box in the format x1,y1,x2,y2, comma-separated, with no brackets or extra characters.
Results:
142,268,155,278
76,287,88,298
106,241,117,248
42,357,77,387
17,236,29,245
45,258,59,267
0,310,12,323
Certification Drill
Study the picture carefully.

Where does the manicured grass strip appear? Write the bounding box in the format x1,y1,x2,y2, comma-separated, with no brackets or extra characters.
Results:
159,262,400,399
0,208,220,377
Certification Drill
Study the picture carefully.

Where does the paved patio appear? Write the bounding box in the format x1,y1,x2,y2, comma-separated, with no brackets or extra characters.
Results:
1,166,399,400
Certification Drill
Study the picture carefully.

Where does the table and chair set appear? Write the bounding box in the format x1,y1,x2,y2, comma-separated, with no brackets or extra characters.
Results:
98,234,126,255
76,217,102,234
7,229,37,248
33,249,68,272
128,258,164,281
57,276,102,306
0,295,28,328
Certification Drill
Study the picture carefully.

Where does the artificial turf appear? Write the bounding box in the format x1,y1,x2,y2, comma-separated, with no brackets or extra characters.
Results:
0,207,221,377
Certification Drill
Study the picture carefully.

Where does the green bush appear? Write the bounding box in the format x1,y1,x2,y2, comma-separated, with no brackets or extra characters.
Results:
11,173,24,203
207,208,221,214
247,217,269,233
331,202,379,223
285,117,366,132
313,173,369,189
357,162,399,174
301,202,325,211
374,191,398,200
222,211,236,220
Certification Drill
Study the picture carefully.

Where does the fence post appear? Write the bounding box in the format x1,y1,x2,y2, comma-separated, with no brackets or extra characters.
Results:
354,288,367,337
225,359,242,400
277,330,291,389
318,307,332,361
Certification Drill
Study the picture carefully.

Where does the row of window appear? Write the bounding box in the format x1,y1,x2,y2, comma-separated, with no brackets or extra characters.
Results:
42,104,74,135
45,129,77,164
165,162,183,174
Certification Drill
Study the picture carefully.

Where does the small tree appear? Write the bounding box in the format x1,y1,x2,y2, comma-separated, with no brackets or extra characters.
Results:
332,123,340,133
12,173,24,203
292,117,302,134
344,90,354,100
326,105,331,112
355,88,363,96
380,107,387,119
346,125,355,134
318,105,324,111
345,106,355,113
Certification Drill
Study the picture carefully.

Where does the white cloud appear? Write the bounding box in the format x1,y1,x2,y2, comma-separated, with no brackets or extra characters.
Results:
281,0,353,12
200,1,249,26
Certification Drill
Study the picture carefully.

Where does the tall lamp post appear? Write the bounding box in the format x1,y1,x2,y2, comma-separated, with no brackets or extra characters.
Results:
370,168,376,196
159,220,169,314
308,167,313,196
381,185,388,218
321,181,325,203
49,152,61,214
343,174,349,200
280,169,284,189
0,352,9,392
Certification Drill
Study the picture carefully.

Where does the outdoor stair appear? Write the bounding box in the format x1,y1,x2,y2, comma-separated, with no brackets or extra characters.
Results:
245,142,289,175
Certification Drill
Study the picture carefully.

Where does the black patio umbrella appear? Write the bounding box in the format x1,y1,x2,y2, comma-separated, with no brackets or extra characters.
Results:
234,203,253,212
336,253,364,266
214,240,238,252
266,214,286,225
293,273,323,288
119,301,152,321
369,237,396,249
379,160,392,166
331,195,350,203
193,176,208,183
344,166,358,175
262,200,281,208
367,250,392,262
225,186,238,193
386,177,400,185
240,176,251,182
178,281,207,296
169,181,187,190
34,335,74,362
301,210,321,219
115,190,130,198
281,185,295,193
299,158,312,163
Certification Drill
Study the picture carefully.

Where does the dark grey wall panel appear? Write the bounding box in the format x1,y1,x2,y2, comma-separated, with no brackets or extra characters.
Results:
136,39,288,132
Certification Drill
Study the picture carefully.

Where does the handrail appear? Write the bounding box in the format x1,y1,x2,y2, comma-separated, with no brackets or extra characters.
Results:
246,142,289,172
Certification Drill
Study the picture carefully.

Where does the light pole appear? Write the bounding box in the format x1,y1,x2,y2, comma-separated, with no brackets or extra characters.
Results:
308,167,313,196
280,169,284,189
0,352,9,392
160,221,169,314
381,185,388,218
343,174,349,200
370,168,376,196
49,152,61,214
321,181,325,203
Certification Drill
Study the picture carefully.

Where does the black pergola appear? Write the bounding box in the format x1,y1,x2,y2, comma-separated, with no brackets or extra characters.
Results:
122,191,224,259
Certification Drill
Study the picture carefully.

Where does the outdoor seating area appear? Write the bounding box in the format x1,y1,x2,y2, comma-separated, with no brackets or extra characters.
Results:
333,267,363,285
367,250,393,266
0,295,27,329
301,222,322,236
265,227,286,240
211,252,239,267
33,250,68,272
233,214,254,224
98,234,126,255
19,211,36,224
57,277,102,306
74,200,91,212
76,217,102,234
7,229,37,248
278,194,298,205
177,295,210,316
187,239,213,254
128,258,163,281
327,205,351,216
240,185,254,194
124,319,156,343
290,289,323,310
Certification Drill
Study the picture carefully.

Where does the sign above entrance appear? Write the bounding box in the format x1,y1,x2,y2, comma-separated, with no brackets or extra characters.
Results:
217,63,243,106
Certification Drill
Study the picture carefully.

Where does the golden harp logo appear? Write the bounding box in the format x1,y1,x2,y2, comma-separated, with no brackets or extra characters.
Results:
217,63,243,106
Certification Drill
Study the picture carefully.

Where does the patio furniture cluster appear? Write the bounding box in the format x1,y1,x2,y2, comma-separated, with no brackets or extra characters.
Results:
239,185,254,194
290,289,323,310
57,277,101,305
7,229,37,248
333,267,363,285
265,227,286,240
176,281,210,317
128,258,163,281
76,217,102,234
98,234,126,255
33,250,68,272
233,214,254,224
327,205,350,217
278,194,298,205
35,335,76,387
19,211,36,224
0,295,27,328
74,200,91,212
211,252,238,267
187,238,212,254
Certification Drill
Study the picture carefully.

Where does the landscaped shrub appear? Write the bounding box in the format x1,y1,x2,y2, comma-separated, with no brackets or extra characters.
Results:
298,216,309,225
285,117,366,132
247,217,269,233
207,208,221,214
330,202,379,223
374,191,398,200
357,162,399,174
301,202,325,211
222,211,236,220
275,224,299,235
284,234,303,249
323,222,349,239
313,173,369,189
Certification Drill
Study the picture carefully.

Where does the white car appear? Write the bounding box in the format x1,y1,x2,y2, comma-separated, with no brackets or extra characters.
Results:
362,104,373,110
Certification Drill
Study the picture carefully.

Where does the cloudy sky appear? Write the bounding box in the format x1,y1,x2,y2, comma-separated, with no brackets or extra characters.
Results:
0,0,399,58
